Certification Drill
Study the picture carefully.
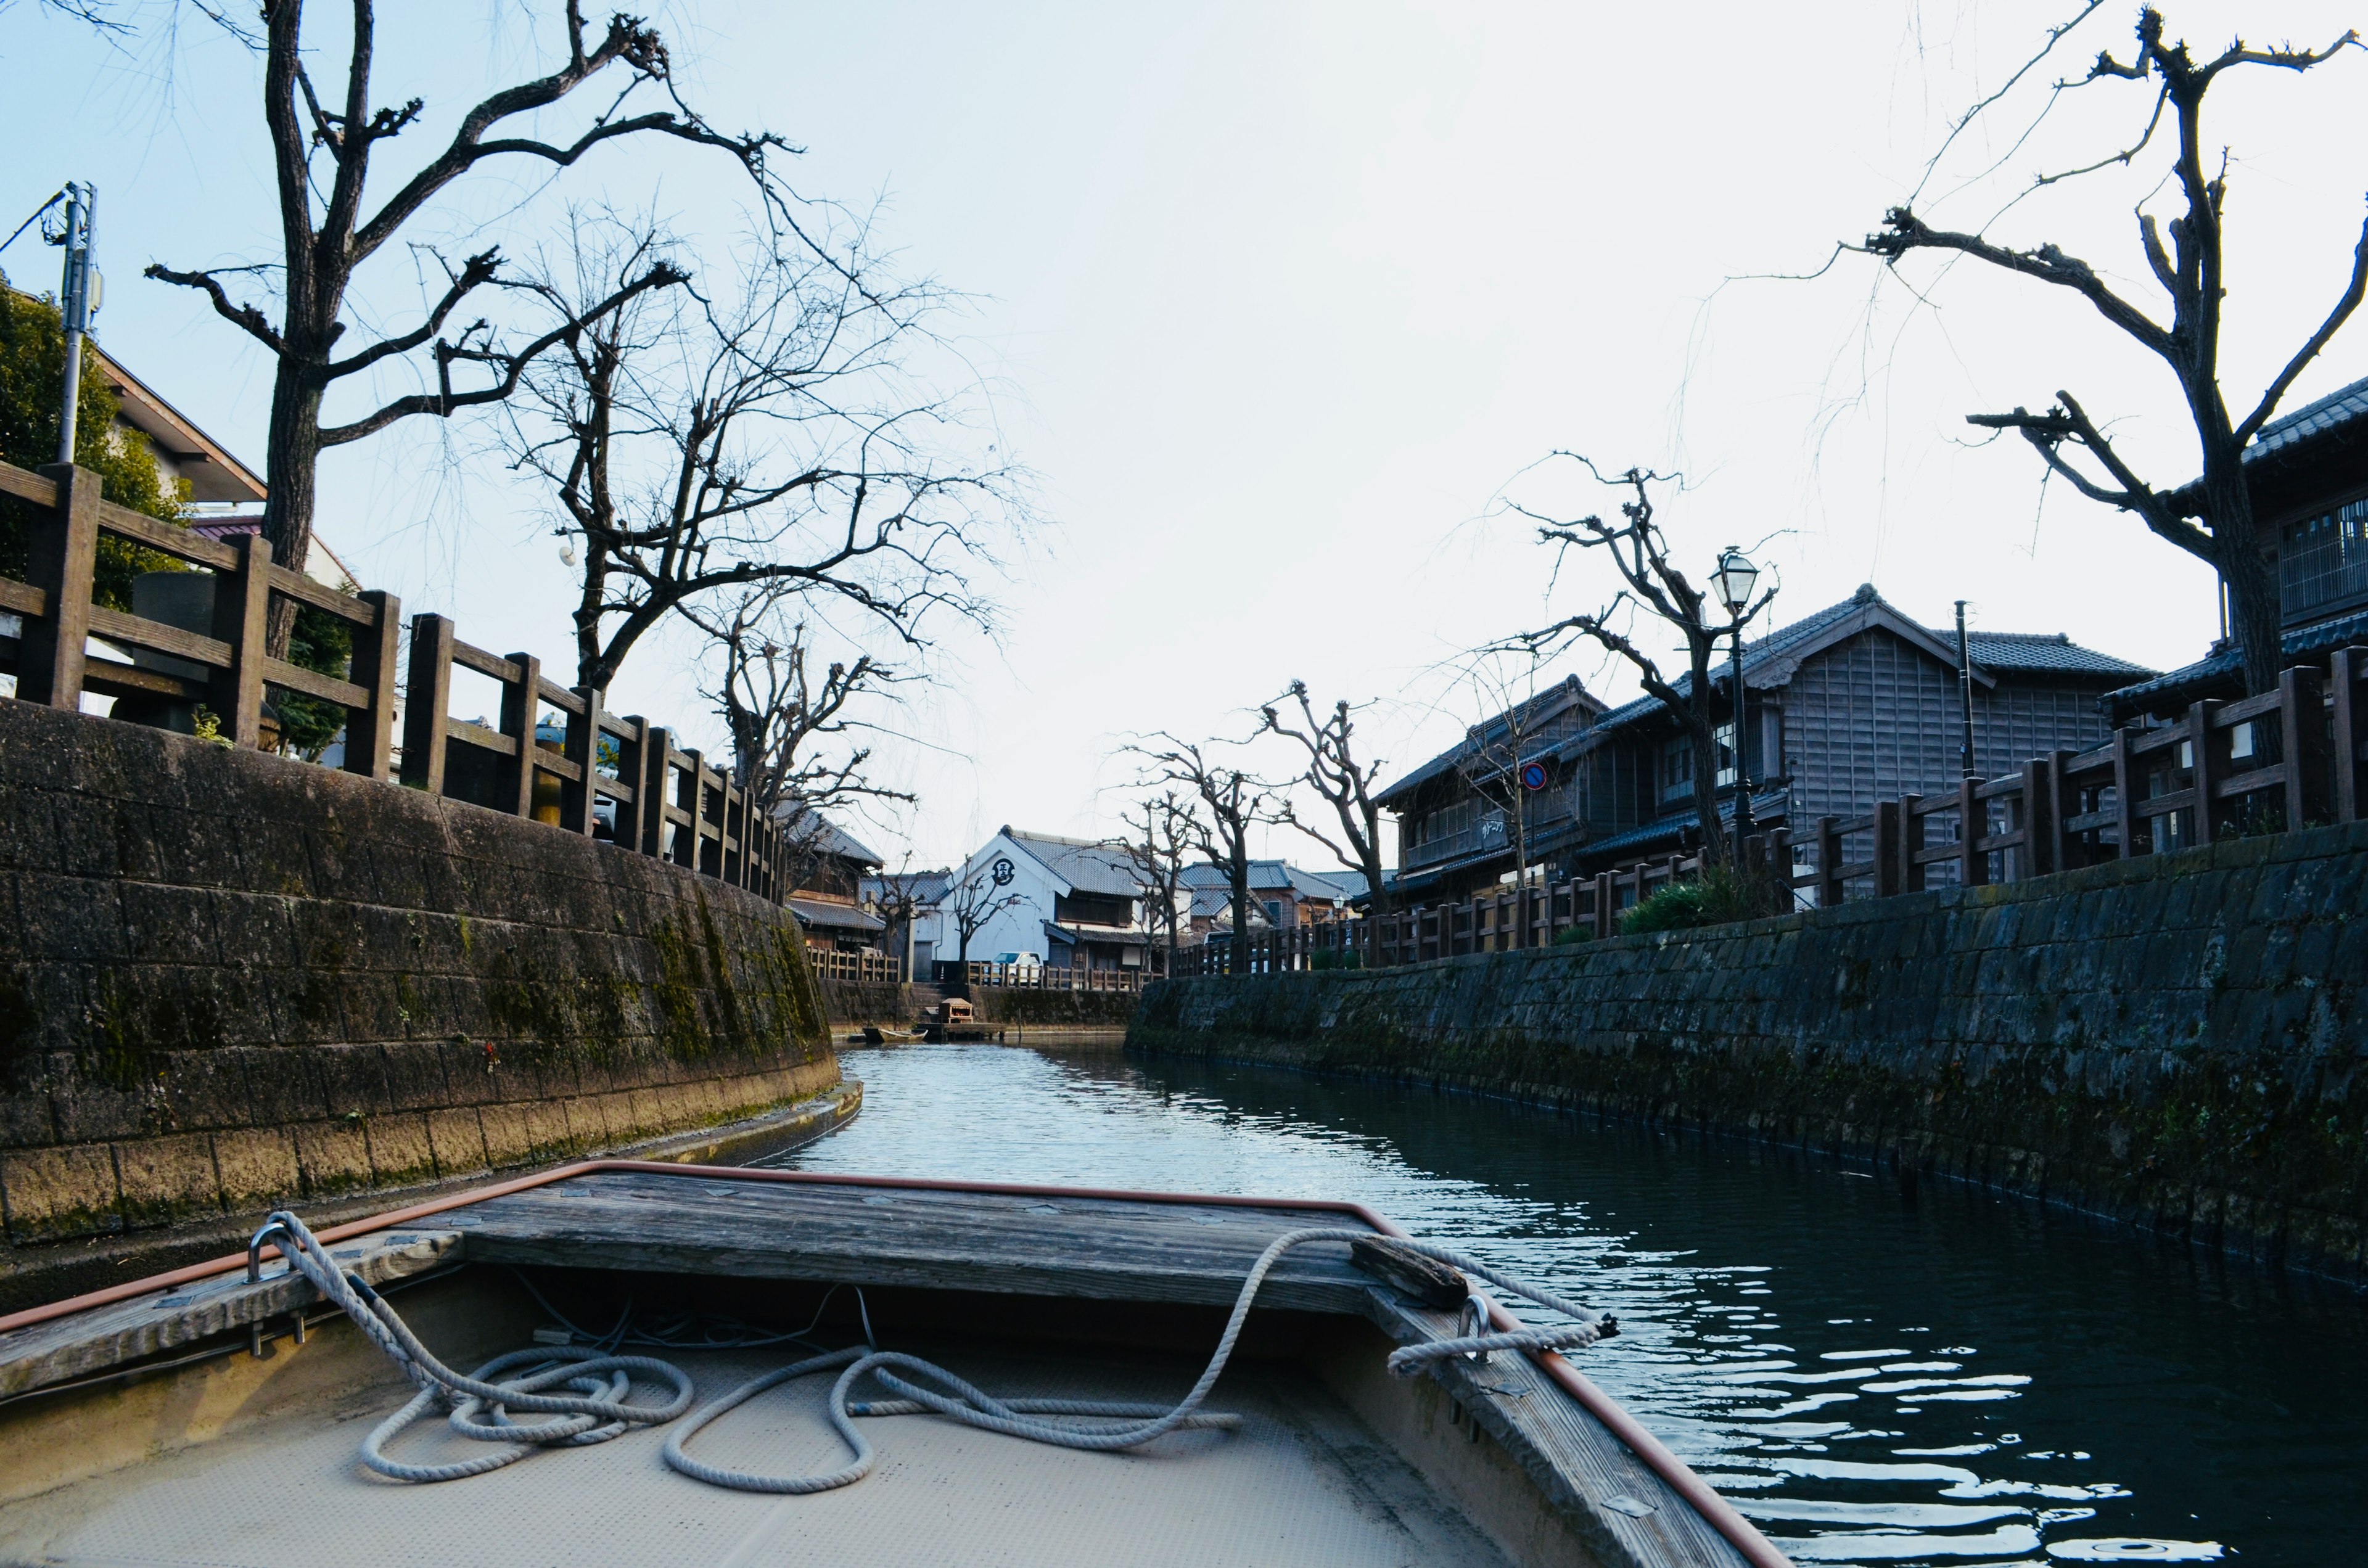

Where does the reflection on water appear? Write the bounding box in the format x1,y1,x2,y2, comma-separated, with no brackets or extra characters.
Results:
778,1044,2365,1567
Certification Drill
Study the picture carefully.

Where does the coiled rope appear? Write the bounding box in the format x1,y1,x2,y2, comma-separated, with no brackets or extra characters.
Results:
258,1212,1610,1491
663,1225,1614,1493
251,1210,696,1482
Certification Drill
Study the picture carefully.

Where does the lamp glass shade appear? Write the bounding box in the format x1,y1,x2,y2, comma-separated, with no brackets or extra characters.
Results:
1713,548,1759,615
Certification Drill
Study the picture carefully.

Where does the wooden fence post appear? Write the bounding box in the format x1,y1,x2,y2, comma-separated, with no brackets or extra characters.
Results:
561,688,602,836
1958,776,1989,886
17,464,99,711
1873,799,1901,897
639,726,673,858
344,591,400,781
2020,758,2054,879
1816,816,1842,907
212,531,273,748
2334,648,2362,823
1592,871,1614,937
678,750,709,871
2110,727,2142,858
2187,700,2222,846
497,652,540,818
1897,794,1924,892
1766,827,1791,909
2279,665,2332,829
2048,749,2083,871
399,614,456,793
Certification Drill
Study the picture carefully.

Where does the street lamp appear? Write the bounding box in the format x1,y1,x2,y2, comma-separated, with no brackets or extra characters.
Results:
1713,546,1758,844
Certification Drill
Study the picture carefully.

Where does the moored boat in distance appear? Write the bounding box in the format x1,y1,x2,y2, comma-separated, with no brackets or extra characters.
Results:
0,1164,1789,1568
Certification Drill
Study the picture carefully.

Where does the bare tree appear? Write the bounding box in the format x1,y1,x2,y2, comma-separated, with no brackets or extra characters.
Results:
1120,790,1199,971
1447,657,1562,945
146,2,784,646
1504,458,1776,869
945,867,1026,969
683,581,910,823
1261,682,1393,934
863,861,946,980
1127,735,1281,974
1858,7,2368,696
508,215,1015,696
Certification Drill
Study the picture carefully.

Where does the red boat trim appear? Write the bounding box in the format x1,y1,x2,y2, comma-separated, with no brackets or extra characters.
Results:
0,1161,1791,1568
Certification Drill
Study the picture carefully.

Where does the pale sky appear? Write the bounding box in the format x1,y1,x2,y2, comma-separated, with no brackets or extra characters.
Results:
9,2,2366,871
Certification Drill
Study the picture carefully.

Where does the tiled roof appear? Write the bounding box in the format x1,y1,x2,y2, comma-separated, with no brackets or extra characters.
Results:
1373,675,1603,804
787,896,884,932
1002,828,1143,897
1178,860,1359,900
2247,374,2368,464
1962,630,2153,678
777,812,884,866
1582,586,2147,741
2105,606,2368,718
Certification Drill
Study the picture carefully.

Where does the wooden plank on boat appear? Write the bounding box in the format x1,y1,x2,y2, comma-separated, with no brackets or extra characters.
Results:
1364,1289,1753,1568
442,1171,1380,1314
0,1229,461,1400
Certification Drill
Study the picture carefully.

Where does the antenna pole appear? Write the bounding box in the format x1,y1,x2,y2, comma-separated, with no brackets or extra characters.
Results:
1955,599,1977,779
54,183,97,466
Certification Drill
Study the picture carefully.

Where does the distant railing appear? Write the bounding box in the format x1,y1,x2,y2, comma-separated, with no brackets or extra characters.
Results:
808,950,904,984
0,459,794,906
1170,646,2367,975
941,961,1150,993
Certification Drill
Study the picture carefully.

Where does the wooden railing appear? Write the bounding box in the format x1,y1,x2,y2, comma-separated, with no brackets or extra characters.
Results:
0,459,795,906
940,961,1150,993
809,950,904,984
1171,647,2367,974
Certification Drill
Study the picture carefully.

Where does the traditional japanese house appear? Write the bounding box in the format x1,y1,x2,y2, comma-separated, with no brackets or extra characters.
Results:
1379,589,2152,900
2107,372,2368,722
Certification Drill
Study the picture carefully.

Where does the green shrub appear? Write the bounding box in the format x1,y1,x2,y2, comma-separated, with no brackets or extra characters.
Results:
1619,867,1759,936
1553,923,1595,945
0,274,191,608
1310,946,1363,971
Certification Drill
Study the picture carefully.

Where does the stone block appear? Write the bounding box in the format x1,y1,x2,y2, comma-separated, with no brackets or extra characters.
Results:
366,1112,437,1186
560,1096,609,1151
425,1107,489,1178
476,1102,536,1168
379,1039,452,1110
1,1143,121,1242
117,882,223,967
44,790,163,884
114,1131,222,1229
211,1127,300,1212
308,1043,393,1120
16,874,127,964
293,1119,374,1196
237,1045,326,1126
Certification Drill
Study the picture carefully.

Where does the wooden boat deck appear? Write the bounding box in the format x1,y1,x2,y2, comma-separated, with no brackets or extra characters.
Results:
0,1165,1764,1568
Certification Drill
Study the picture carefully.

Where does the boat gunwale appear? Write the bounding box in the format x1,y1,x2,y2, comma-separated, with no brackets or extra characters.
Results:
0,1159,1790,1568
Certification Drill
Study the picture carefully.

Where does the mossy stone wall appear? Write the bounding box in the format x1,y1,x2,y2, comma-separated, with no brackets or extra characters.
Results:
1133,820,2368,1281
0,700,837,1310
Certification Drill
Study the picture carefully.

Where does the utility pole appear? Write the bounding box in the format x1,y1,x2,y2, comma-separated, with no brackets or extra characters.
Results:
1955,600,1977,779
53,183,98,465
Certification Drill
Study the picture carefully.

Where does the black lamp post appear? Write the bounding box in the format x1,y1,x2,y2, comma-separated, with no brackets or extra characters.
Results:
1712,546,1759,846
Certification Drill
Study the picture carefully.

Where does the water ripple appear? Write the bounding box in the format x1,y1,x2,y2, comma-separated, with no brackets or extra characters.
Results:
776,1044,2364,1567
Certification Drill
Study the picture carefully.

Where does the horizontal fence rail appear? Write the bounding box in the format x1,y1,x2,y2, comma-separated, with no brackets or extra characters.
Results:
808,950,905,985
939,961,1151,993
1172,647,2367,975
0,459,798,913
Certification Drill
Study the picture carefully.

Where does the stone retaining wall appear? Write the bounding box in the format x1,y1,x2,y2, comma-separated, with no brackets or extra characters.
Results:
0,700,839,1310
1132,821,2368,1281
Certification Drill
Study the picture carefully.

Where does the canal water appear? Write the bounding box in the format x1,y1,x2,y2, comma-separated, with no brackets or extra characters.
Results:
778,1043,2365,1567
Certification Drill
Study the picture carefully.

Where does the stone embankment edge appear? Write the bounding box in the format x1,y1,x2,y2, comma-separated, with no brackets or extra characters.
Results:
1130,819,2368,1285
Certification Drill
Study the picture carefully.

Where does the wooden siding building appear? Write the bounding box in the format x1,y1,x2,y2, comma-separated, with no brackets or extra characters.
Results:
2109,372,2368,721
1378,587,2153,900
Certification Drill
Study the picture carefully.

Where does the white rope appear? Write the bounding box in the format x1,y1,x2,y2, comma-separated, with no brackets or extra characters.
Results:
663,1226,1613,1493
263,1209,1610,1493
254,1210,695,1483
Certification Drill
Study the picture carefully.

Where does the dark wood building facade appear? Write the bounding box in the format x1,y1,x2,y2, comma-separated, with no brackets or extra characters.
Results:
1379,587,2153,901
2108,372,2368,721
